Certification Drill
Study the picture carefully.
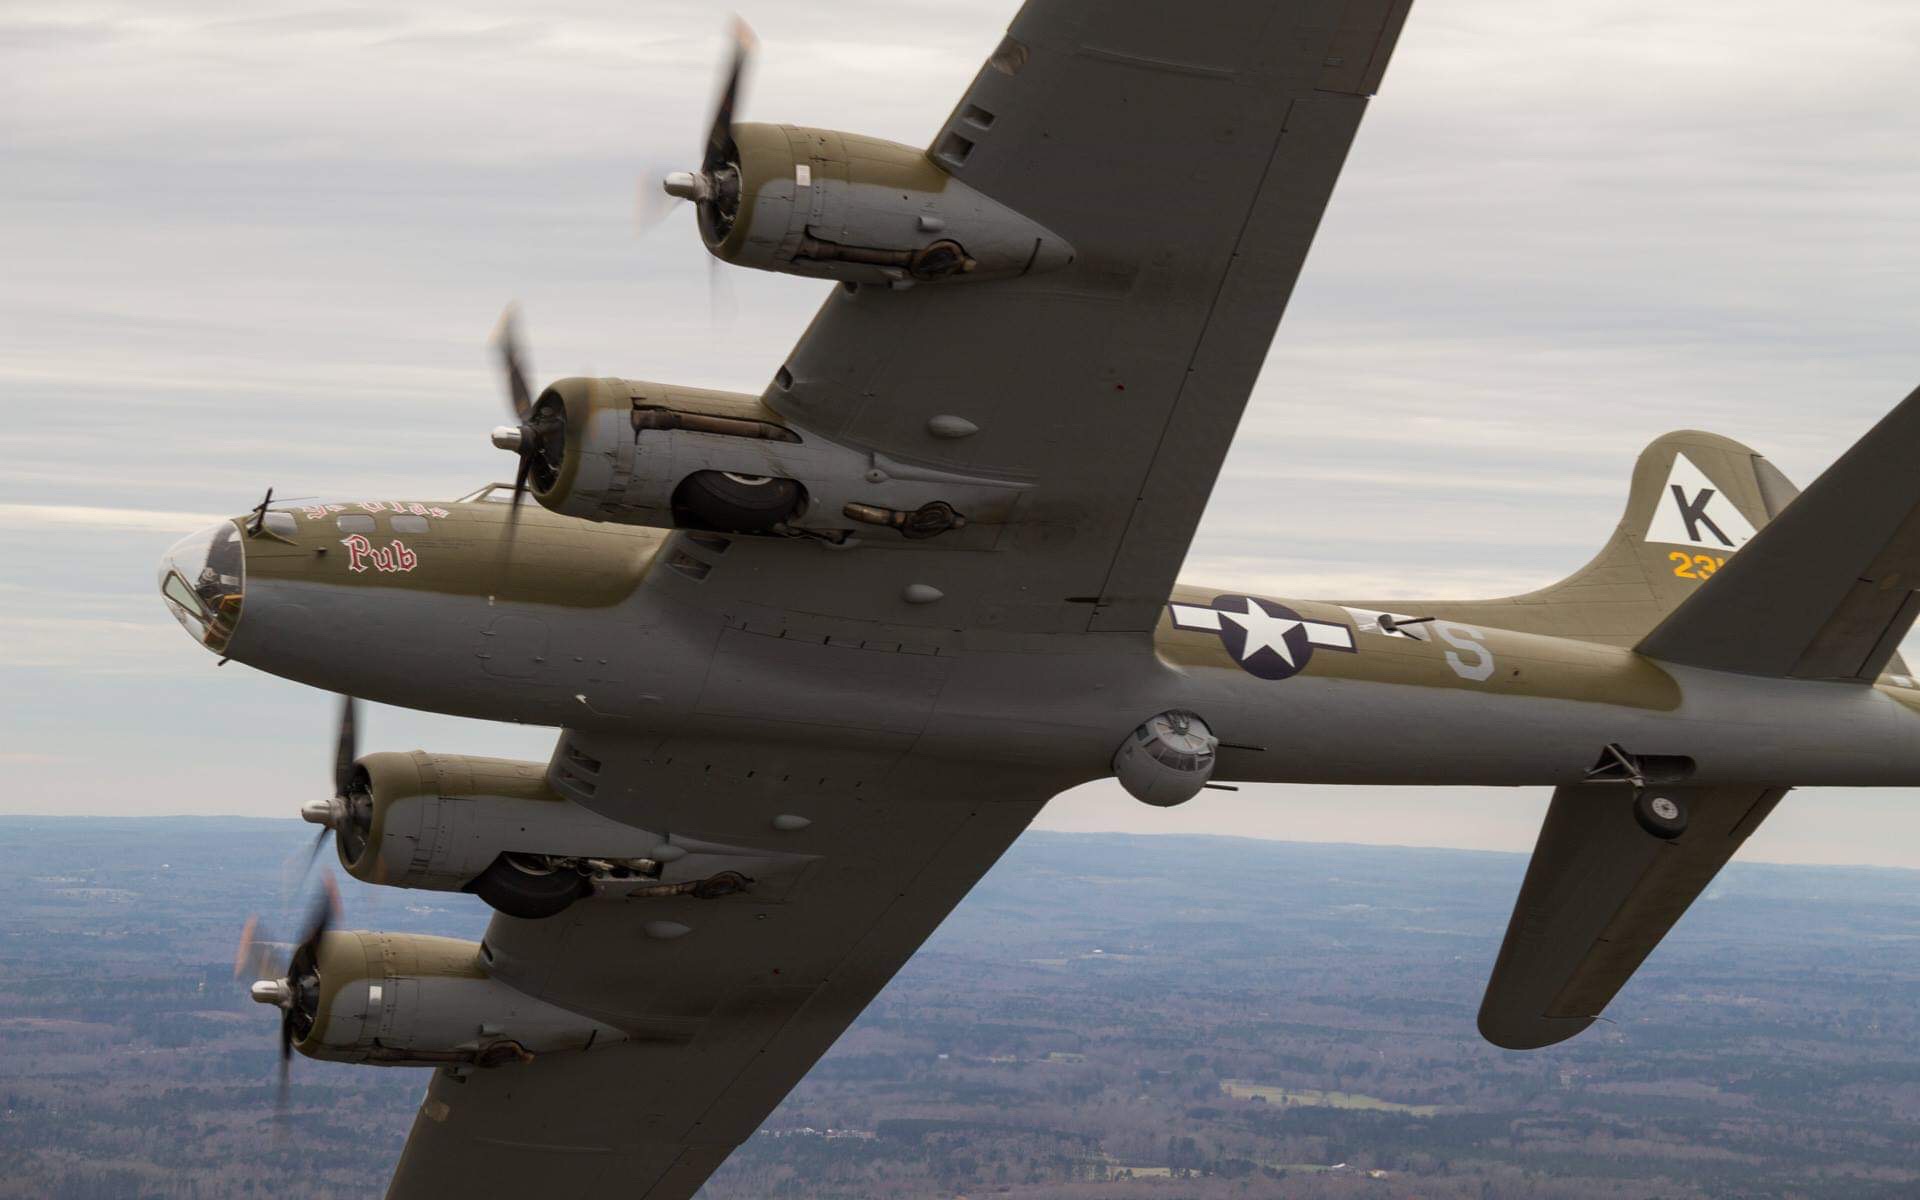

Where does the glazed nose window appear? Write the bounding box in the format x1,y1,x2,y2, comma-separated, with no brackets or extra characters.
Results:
158,521,246,653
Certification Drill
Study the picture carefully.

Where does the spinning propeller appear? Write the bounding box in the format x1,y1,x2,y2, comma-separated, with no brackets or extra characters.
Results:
236,872,340,1114
487,308,565,532
654,17,755,235
642,19,753,323
484,22,757,526
236,695,368,1112
296,695,367,872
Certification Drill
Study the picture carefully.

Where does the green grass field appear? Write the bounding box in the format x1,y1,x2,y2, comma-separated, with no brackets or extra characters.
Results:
1220,1080,1440,1117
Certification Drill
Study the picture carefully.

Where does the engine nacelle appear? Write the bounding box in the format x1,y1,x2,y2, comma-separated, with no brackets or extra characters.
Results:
325,750,819,918
291,931,623,1067
1113,711,1219,807
526,376,1025,541
335,752,663,894
700,123,1073,286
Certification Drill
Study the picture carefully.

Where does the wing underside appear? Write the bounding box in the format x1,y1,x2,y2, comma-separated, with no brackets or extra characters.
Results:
757,0,1412,635
385,782,1045,1199
1479,783,1786,1050
387,0,1417,1188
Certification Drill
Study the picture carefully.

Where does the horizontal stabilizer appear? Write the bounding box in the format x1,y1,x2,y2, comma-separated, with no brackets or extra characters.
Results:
1479,783,1785,1050
1638,384,1920,681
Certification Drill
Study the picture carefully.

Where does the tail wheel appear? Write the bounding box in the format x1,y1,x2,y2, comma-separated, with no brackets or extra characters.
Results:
1634,791,1689,839
673,471,802,533
471,854,588,920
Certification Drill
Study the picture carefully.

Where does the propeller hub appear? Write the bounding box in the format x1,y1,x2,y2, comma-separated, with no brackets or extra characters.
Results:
663,171,710,202
251,979,292,1008
491,424,526,452
301,797,343,829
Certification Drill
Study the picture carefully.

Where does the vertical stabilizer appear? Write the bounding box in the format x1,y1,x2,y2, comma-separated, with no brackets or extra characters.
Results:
1342,430,1805,647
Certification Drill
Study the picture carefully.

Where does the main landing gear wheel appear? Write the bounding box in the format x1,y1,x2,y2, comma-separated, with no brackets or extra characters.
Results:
472,854,588,919
673,470,802,533
1634,791,1689,839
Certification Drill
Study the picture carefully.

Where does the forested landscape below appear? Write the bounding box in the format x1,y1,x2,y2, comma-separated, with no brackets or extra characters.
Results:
5,818,1920,1198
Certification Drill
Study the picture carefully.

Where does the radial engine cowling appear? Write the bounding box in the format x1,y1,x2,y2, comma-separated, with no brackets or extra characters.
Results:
525,376,1026,540
691,123,1074,286
334,751,661,893
286,931,624,1067
1113,711,1220,808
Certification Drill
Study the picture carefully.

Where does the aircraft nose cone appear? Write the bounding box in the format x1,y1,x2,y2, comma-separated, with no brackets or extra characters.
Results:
158,520,247,654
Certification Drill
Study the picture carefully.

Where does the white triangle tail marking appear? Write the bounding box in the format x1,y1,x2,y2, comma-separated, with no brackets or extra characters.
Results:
1644,452,1757,550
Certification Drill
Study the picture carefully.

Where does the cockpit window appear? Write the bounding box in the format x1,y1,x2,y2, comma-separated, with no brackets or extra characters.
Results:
454,483,518,504
158,521,245,653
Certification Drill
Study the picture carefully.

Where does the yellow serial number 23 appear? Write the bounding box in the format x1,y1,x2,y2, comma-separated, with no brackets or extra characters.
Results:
1670,551,1727,580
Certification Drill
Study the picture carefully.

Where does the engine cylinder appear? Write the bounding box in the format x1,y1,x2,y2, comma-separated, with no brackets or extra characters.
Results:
1113,711,1219,807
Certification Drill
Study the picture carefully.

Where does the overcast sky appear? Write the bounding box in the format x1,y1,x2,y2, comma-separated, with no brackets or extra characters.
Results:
3,0,1919,868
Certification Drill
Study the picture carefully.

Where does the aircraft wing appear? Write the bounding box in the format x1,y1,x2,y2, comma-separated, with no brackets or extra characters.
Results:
764,0,1411,634
385,1,1412,1189
384,770,1048,1198
1478,783,1787,1050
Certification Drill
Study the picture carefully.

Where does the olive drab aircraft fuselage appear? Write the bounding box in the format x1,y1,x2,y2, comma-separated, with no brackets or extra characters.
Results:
157,1,1920,1196
167,469,1920,796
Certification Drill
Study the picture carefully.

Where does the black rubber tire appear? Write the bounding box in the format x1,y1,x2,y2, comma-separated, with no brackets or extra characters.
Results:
1634,791,1689,839
471,854,586,920
673,471,802,533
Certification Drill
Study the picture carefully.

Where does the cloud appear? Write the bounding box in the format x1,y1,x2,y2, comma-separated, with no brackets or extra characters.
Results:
1,0,1917,862
0,504,225,532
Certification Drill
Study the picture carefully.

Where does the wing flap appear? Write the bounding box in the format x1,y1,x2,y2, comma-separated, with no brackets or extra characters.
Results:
1637,384,1920,681
1479,783,1786,1050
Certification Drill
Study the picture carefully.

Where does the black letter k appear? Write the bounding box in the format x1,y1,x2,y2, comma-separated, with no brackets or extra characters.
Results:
1671,484,1733,546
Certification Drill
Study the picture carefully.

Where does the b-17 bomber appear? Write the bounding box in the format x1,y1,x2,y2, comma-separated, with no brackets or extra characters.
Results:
158,1,1920,1195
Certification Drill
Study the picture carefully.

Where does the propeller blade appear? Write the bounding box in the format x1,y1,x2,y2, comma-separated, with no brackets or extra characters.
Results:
511,446,533,507
707,252,736,329
276,1013,293,1119
636,167,685,234
293,872,340,965
503,451,533,553
233,914,264,981
332,695,358,798
703,17,755,172
493,306,533,420
277,830,330,904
